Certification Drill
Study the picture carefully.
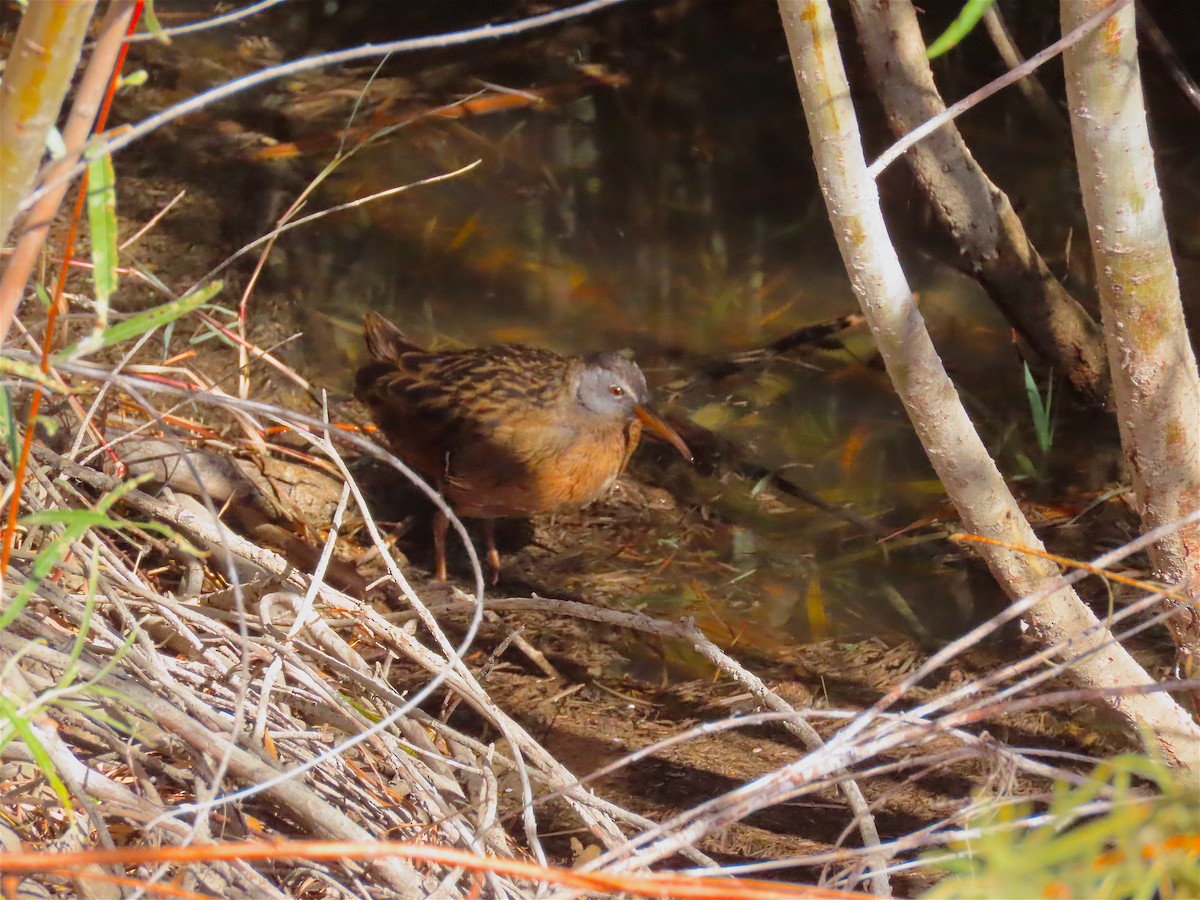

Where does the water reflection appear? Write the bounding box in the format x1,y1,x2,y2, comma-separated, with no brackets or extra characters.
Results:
272,13,1126,648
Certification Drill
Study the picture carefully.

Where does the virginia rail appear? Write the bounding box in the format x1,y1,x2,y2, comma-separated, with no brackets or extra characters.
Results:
354,312,692,582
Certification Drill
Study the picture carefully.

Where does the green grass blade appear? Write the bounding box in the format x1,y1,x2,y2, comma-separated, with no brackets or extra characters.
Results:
0,356,63,390
3,476,154,629
926,0,995,59
0,695,74,814
924,754,1198,898
0,385,18,467
52,280,222,362
20,508,125,530
86,151,118,329
1022,361,1054,456
1,528,79,630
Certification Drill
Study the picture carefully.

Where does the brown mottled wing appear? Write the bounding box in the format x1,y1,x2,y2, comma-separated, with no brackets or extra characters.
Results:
355,343,581,509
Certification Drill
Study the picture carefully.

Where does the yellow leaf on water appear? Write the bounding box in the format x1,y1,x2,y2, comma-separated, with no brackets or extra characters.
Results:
446,215,479,251
691,402,735,431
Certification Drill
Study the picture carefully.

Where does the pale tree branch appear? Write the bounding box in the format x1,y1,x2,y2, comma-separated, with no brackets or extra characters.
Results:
1061,0,1200,694
774,0,1199,773
849,0,1109,403
0,0,138,345
0,0,97,296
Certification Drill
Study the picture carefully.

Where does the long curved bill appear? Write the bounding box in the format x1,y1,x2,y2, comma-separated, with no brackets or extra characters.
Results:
635,405,693,462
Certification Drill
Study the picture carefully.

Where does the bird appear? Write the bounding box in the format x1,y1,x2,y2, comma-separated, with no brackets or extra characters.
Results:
354,312,692,583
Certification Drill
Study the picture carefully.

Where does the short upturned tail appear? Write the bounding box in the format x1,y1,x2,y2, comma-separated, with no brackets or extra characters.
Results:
363,312,424,361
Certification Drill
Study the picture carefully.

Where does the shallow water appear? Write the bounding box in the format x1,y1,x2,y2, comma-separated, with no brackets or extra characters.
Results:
250,2,1194,647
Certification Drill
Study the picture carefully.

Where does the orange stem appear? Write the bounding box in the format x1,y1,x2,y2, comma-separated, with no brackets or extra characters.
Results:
0,839,864,899
1,1,143,578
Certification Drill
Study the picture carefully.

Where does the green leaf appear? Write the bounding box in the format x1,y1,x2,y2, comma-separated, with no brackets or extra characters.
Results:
924,754,1198,898
0,385,18,467
2,476,155,629
53,280,222,362
926,0,995,60
119,69,148,89
0,695,74,813
1022,361,1054,456
141,0,172,44
20,508,127,530
0,356,60,390
2,529,79,630
86,151,119,329
95,471,153,512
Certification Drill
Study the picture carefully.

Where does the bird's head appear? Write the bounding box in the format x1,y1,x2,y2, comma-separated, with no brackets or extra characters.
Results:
577,353,692,461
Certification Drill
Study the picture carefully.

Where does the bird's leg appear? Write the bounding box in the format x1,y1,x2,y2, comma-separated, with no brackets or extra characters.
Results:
433,510,449,582
484,519,501,586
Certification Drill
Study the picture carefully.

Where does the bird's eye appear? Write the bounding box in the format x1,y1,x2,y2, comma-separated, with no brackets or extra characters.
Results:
609,385,625,397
